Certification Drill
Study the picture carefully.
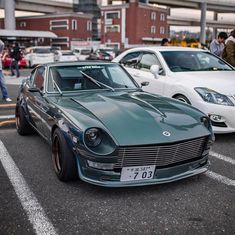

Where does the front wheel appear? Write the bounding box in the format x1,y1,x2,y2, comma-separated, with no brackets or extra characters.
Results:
15,105,35,135
174,95,191,105
52,128,78,182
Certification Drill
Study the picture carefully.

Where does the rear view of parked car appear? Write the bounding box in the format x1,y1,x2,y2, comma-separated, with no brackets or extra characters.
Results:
54,50,77,62
73,48,92,60
2,51,27,69
25,46,54,67
87,50,113,61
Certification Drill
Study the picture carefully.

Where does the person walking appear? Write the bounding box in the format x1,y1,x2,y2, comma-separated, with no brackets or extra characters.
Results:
10,42,21,77
210,32,228,57
222,29,235,67
0,40,12,102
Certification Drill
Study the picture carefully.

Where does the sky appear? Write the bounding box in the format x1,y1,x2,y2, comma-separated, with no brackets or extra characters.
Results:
0,0,234,33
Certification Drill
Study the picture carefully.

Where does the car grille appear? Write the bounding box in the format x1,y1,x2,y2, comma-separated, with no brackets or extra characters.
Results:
114,136,208,168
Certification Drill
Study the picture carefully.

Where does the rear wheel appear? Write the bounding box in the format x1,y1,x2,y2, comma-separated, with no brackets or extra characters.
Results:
15,105,34,135
52,128,78,182
174,95,191,105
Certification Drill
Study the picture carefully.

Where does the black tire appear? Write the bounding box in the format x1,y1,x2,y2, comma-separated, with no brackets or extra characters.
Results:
174,95,191,105
15,105,35,135
52,128,78,182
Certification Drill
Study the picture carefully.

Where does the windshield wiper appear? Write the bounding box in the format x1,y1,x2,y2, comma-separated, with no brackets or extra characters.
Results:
50,70,63,96
80,71,115,91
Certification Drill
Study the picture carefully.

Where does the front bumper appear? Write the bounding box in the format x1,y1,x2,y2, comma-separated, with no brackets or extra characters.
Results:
75,155,209,187
193,100,235,133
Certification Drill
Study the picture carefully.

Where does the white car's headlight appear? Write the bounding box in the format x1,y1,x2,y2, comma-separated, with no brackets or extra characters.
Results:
195,87,234,106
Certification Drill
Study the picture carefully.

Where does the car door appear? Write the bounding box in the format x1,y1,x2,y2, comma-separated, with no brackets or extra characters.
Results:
121,51,166,95
26,66,46,136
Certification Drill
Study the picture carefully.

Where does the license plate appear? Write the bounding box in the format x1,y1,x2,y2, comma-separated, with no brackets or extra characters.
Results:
120,165,155,182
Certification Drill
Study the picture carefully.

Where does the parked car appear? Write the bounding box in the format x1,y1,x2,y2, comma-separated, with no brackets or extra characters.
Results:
113,47,235,133
2,51,27,69
54,50,77,62
87,50,113,61
16,61,213,186
25,46,54,67
98,48,117,58
73,48,92,60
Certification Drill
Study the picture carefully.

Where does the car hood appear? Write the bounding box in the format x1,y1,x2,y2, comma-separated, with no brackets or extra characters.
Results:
172,71,235,96
54,91,210,146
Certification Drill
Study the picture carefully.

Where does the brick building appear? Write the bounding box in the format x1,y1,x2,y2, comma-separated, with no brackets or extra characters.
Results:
0,13,93,50
100,0,168,49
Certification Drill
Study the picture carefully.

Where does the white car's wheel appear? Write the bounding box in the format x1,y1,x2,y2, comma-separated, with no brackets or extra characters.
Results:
174,95,191,105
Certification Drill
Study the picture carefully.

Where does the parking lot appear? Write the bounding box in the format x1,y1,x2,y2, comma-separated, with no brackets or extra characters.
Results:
0,70,234,235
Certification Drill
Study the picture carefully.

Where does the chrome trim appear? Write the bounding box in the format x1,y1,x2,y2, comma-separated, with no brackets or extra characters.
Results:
115,137,208,168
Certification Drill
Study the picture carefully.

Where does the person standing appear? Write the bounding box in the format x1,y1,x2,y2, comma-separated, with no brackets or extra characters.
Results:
222,29,235,67
161,38,169,46
0,40,12,102
210,32,228,57
10,42,21,77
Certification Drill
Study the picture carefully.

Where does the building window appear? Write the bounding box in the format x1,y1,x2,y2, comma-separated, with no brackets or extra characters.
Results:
51,37,69,48
105,11,120,19
87,21,92,31
20,21,26,28
151,12,156,20
160,13,165,21
72,19,77,30
50,20,69,30
151,26,156,34
105,25,120,33
160,26,165,34
38,38,44,43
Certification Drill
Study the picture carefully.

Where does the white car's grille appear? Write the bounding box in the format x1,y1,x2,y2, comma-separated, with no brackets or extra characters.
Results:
114,136,208,168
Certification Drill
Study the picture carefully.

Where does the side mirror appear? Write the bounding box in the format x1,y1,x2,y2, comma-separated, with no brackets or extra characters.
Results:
141,81,149,87
28,87,42,94
150,65,160,78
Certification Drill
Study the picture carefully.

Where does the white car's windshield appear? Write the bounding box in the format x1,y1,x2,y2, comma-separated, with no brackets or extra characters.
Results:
47,64,138,93
161,51,233,72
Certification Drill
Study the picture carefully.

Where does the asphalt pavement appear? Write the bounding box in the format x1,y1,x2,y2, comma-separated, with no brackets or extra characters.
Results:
0,69,234,235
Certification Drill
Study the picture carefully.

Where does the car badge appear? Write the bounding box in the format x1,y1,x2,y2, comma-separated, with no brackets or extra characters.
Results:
163,131,171,137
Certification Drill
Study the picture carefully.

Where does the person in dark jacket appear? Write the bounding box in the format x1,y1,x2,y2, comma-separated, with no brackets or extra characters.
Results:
10,42,21,77
0,40,12,102
222,29,235,67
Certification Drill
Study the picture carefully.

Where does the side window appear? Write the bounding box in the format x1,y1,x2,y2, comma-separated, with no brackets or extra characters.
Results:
119,52,142,67
137,52,164,74
32,67,46,91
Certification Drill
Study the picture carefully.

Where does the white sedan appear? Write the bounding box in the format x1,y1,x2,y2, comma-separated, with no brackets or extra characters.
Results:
54,50,77,62
113,47,235,133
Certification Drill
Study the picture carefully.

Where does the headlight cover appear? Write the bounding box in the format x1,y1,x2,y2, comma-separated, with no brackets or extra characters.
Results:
84,128,116,155
85,128,102,147
195,87,234,106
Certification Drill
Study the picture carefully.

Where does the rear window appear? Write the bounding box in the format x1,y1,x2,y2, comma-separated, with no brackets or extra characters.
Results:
62,51,74,56
34,48,51,54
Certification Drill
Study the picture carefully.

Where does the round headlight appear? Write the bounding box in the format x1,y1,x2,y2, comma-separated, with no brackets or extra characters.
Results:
85,128,102,147
201,117,210,129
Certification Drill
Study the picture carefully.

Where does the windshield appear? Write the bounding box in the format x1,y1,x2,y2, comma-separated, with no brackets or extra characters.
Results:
161,51,233,72
47,64,138,93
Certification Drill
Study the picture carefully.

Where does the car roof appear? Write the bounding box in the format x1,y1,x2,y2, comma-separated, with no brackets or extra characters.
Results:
43,61,117,67
125,46,205,52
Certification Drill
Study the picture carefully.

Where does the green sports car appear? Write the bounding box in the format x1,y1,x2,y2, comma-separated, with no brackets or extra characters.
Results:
16,61,214,187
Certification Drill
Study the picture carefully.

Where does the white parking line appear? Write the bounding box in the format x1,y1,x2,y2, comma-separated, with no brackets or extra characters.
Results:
0,115,15,120
0,141,58,235
205,171,235,187
209,151,235,165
